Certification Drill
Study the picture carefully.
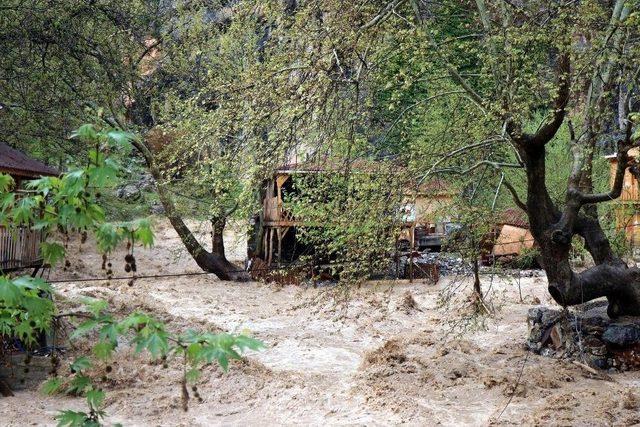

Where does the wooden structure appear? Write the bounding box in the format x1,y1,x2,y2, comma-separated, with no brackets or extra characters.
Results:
606,148,640,247
490,208,534,259
254,161,456,266
0,143,58,273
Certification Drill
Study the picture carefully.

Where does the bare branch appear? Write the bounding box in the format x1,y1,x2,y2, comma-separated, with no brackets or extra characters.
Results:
409,0,487,112
502,177,527,212
418,136,508,184
581,125,634,204
360,0,406,30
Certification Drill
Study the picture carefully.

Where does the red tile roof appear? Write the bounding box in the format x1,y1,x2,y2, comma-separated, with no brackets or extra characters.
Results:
0,143,58,178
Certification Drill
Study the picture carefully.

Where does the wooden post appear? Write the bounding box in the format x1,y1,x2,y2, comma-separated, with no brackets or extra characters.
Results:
409,224,415,283
266,228,273,266
276,227,283,265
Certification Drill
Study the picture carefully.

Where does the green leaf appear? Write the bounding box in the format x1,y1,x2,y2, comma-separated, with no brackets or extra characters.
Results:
40,242,66,266
234,335,265,351
42,378,64,395
185,368,201,383
56,410,91,427
70,319,100,339
88,165,118,188
70,356,92,373
133,219,154,248
86,389,106,410
70,124,98,141
66,375,92,396
92,341,115,360
13,276,52,292
0,173,15,193
106,131,135,153
82,297,108,317
0,277,22,305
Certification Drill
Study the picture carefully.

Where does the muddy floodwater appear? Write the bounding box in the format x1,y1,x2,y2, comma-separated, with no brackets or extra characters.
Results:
2,220,639,426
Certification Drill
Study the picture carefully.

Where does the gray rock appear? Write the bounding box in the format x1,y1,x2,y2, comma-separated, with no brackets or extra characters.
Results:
150,201,165,215
138,173,156,191
116,184,142,200
602,323,640,347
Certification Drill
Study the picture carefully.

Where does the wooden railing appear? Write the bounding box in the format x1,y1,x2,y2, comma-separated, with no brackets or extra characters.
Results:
264,196,297,226
0,226,45,272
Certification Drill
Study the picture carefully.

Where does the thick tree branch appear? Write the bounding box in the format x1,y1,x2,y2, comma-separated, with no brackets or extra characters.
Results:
526,53,571,146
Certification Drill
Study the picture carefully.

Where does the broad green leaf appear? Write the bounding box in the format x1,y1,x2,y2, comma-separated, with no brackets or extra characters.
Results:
92,341,115,360
86,389,106,410
42,378,63,395
0,277,21,305
56,410,91,427
70,124,97,140
70,356,92,373
66,375,92,395
40,242,66,266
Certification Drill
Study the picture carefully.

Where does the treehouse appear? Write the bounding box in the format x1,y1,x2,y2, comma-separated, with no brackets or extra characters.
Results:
0,143,58,273
251,160,456,266
606,147,640,248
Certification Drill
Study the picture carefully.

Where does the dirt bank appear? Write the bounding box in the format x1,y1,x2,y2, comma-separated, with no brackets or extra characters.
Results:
2,220,639,426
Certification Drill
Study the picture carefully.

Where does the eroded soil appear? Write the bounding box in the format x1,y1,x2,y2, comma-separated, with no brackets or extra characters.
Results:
2,219,639,426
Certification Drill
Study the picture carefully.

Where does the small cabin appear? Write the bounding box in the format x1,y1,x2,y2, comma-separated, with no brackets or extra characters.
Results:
606,148,640,248
0,143,58,273
252,160,456,266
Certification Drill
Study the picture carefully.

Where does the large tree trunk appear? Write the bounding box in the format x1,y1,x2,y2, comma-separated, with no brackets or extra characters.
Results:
502,0,640,318
133,138,250,282
211,217,226,259
518,129,640,318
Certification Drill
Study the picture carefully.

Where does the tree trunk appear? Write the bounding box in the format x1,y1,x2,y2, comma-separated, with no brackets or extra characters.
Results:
211,217,226,259
133,138,250,282
519,139,640,318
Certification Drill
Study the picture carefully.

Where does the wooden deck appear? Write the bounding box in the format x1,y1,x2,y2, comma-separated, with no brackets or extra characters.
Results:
0,226,45,272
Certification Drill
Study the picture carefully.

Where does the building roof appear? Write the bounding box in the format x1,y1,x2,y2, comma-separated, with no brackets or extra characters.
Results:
275,160,455,196
0,143,59,178
499,207,529,229
275,158,379,174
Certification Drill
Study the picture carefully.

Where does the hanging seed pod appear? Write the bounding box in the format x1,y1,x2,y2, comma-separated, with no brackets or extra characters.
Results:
102,254,107,270
124,254,135,264
125,264,132,273
128,279,135,287
81,231,88,244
